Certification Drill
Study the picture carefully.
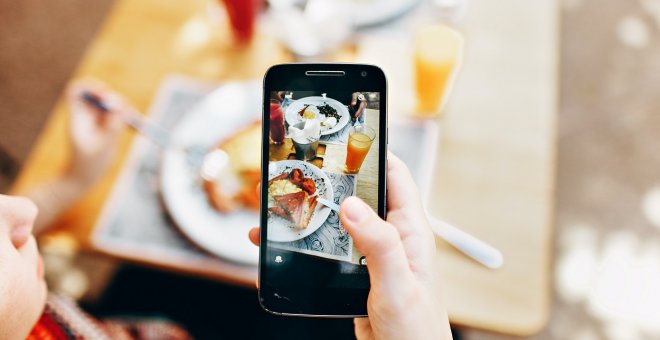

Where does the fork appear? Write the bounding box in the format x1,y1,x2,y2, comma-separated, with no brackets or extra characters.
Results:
81,92,212,168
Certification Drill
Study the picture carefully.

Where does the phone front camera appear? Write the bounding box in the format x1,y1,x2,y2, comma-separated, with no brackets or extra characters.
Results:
361,71,367,77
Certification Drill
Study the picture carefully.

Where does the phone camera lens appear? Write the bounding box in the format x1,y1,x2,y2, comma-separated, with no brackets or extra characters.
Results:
361,71,367,77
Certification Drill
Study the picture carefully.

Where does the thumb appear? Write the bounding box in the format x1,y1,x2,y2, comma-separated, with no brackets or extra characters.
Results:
340,196,413,289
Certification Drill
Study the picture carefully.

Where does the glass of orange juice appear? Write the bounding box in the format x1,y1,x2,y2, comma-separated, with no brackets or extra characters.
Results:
345,125,376,174
415,24,464,117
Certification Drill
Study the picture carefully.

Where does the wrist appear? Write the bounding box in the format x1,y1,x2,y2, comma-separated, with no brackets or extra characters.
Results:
63,156,104,189
393,286,450,339
58,172,90,195
24,175,89,234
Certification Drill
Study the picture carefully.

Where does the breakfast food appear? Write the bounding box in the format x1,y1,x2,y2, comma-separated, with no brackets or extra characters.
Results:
271,192,318,229
202,121,261,213
268,168,318,229
296,102,342,132
302,109,316,120
321,117,337,129
297,104,310,117
318,103,341,121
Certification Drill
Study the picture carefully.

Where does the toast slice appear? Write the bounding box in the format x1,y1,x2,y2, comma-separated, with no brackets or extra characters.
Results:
268,205,289,220
203,121,261,213
272,191,318,229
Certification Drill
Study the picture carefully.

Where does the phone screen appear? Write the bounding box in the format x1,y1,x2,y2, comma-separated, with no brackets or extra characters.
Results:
260,64,386,316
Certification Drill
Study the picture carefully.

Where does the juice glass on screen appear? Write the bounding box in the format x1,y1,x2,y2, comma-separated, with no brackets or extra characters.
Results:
269,101,285,144
345,126,375,174
415,24,464,117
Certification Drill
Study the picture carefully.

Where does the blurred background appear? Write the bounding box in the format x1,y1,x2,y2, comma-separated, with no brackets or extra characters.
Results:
2,0,660,339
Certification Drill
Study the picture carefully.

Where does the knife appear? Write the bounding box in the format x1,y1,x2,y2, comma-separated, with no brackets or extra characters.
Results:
316,197,340,212
426,212,504,269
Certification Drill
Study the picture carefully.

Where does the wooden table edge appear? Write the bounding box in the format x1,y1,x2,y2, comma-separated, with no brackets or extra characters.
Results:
89,230,258,288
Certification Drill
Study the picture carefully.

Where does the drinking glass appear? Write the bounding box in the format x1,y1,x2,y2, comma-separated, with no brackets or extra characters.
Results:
221,0,260,44
269,100,285,144
414,24,464,117
345,125,375,174
291,122,320,161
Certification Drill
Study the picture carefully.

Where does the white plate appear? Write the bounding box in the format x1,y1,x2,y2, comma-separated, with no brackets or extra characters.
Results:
284,96,350,136
350,0,422,28
267,160,333,242
270,0,422,28
160,81,261,265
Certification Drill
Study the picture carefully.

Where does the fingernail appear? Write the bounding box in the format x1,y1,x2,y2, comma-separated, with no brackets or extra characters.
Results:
104,94,123,111
11,224,31,248
343,197,369,224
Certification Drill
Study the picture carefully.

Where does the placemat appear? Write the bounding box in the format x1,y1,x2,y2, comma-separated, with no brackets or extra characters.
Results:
93,75,220,261
93,75,438,267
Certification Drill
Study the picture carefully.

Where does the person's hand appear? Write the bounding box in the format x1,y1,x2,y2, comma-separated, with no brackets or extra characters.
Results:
270,91,285,103
341,153,450,340
248,153,451,340
0,195,47,339
351,92,360,107
349,92,366,124
353,110,363,122
65,78,127,186
18,79,133,234
348,92,359,123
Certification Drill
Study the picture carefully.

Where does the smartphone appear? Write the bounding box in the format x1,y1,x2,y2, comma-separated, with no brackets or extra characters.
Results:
259,63,387,317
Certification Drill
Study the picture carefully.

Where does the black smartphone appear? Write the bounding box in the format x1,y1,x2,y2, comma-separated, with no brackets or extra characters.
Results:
259,63,387,317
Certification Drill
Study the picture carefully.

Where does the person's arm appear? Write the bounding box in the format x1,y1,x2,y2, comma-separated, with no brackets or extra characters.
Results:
351,92,359,106
351,92,367,121
354,99,367,121
20,79,126,234
25,177,88,235
248,152,452,340
270,91,285,102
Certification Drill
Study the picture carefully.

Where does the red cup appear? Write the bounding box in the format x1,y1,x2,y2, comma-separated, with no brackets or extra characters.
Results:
269,101,285,144
221,0,261,45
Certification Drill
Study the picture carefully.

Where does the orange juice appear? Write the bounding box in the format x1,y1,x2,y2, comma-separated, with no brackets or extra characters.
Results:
345,126,375,174
415,24,463,117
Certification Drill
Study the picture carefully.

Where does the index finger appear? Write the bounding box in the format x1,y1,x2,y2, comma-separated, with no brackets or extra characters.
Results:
383,152,436,244
67,78,109,114
67,78,128,129
386,152,425,215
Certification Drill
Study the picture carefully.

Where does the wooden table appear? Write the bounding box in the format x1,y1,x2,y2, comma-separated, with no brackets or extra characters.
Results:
352,0,557,334
11,0,291,286
12,0,556,336
418,0,556,335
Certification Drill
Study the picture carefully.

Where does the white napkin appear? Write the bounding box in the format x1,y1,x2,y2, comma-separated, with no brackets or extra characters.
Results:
304,119,321,139
291,119,321,143
289,126,303,140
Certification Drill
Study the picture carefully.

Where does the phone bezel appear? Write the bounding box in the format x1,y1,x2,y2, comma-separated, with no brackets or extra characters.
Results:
259,63,387,317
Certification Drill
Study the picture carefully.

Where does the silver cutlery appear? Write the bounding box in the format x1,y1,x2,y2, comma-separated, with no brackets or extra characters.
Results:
426,212,504,269
316,197,340,212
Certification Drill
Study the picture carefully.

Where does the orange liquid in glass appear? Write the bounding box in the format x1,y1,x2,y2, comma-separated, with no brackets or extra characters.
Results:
414,25,463,117
415,57,454,113
345,132,373,173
